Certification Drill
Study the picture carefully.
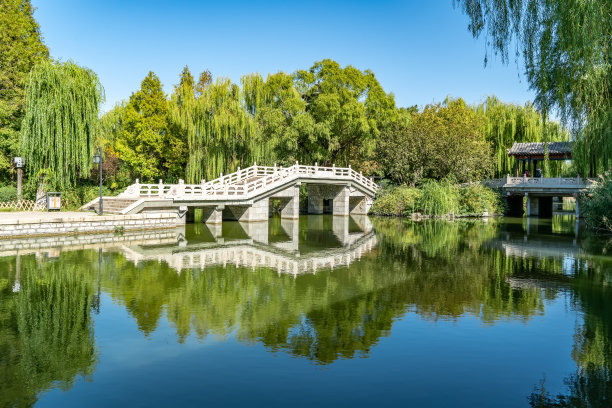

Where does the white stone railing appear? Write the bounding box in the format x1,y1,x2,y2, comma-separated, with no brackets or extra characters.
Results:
485,175,597,189
119,163,379,200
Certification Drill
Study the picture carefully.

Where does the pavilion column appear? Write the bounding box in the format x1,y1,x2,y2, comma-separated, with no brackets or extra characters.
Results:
515,159,519,177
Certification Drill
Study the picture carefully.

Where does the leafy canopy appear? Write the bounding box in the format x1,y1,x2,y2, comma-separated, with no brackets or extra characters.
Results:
377,98,493,185
115,71,169,181
454,0,611,175
20,60,103,189
0,0,48,176
294,59,396,166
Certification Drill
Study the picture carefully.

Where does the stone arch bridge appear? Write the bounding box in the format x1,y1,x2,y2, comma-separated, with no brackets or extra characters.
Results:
83,163,378,223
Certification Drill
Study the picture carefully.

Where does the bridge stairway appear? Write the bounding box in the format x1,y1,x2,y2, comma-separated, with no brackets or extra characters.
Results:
83,198,139,214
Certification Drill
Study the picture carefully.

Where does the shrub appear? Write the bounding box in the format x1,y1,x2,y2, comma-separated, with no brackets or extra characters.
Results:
582,172,612,232
419,180,458,216
0,186,18,202
457,184,503,215
370,186,421,216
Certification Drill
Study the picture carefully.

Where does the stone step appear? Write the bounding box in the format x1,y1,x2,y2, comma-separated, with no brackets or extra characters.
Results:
83,198,138,214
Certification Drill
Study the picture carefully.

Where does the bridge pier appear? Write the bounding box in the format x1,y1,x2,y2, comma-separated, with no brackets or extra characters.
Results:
349,196,372,215
526,194,553,217
307,184,352,216
279,184,300,219
225,198,269,222
307,185,325,214
332,185,350,216
203,205,223,224
575,194,582,218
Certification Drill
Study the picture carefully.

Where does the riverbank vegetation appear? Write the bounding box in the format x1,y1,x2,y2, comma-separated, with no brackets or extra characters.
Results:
370,182,503,217
582,173,612,232
1,1,608,221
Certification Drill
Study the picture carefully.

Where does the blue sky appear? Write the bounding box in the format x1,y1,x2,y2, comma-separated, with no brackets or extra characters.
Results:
32,0,533,113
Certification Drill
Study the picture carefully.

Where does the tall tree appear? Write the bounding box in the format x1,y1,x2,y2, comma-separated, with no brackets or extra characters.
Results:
242,72,314,165
377,98,493,185
115,71,168,181
454,0,611,176
20,60,103,189
294,59,396,166
169,70,265,183
163,66,192,180
0,0,49,177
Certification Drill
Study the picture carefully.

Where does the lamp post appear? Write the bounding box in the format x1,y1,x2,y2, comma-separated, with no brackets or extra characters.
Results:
14,157,23,200
93,148,103,215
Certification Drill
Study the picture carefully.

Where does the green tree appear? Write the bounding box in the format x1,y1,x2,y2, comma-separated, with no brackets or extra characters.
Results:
242,72,314,165
377,98,493,185
169,69,265,182
20,60,103,189
163,66,192,180
294,59,396,166
115,71,168,181
0,0,49,177
476,96,569,177
454,0,611,176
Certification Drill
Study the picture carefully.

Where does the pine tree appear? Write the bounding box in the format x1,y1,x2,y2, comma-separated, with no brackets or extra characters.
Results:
115,71,169,181
0,0,49,177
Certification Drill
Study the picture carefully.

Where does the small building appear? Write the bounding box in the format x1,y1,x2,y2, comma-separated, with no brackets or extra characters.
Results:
507,141,572,176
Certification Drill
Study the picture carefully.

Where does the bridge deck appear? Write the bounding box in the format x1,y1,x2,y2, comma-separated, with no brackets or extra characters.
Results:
82,163,379,219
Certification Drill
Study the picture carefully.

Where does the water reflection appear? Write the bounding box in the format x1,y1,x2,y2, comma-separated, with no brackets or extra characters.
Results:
0,252,97,407
0,215,610,406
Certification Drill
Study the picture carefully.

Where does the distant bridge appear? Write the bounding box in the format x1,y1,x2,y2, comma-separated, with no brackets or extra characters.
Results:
484,175,597,217
83,163,378,223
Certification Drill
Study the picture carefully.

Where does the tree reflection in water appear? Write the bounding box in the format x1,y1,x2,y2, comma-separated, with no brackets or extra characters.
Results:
0,216,610,405
0,253,97,407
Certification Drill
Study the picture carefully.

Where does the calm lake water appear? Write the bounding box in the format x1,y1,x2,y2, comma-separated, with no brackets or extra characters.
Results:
1,215,610,407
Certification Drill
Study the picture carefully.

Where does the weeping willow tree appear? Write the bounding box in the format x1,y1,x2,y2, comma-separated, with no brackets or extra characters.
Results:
454,0,611,176
20,60,103,189
475,96,570,177
168,67,273,183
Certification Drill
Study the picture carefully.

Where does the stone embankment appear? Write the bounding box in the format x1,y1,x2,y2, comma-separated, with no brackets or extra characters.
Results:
0,212,181,239
0,228,181,256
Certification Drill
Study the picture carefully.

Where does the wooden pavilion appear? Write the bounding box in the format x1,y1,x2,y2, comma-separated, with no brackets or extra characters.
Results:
507,141,572,176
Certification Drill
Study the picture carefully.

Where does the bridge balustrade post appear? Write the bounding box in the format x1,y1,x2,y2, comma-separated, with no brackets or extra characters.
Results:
158,179,163,197
178,179,185,197
315,162,318,174
135,179,140,196
201,179,206,195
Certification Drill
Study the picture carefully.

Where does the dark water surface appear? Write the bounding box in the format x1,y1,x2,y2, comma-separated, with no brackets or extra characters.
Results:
1,215,610,407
